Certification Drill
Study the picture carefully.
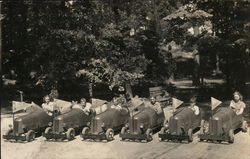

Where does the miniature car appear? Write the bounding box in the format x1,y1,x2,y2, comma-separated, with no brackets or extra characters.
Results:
158,106,203,142
81,102,130,141
198,105,248,143
3,99,72,142
3,103,54,142
119,101,165,142
43,108,94,141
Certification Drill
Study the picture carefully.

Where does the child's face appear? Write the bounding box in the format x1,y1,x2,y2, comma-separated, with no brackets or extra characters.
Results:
233,95,240,101
45,97,50,103
80,100,86,106
150,97,156,104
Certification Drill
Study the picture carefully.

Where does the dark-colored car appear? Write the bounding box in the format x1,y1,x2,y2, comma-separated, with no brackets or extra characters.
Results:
3,104,54,142
158,106,203,142
81,103,130,141
198,106,248,143
43,107,94,141
119,101,165,142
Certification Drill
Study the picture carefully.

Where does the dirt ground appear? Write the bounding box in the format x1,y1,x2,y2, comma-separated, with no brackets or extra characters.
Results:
1,114,249,159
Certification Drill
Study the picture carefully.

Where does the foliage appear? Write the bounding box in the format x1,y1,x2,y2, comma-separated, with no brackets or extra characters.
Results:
2,0,250,97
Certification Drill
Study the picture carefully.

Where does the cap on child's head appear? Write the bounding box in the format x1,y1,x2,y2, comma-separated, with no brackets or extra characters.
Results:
189,96,197,103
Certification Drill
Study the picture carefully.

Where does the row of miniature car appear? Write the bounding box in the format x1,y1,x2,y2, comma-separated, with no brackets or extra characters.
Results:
3,97,248,144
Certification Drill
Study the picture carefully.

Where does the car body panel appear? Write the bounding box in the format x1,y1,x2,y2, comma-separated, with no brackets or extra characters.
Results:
3,107,53,141
119,102,165,141
43,108,92,140
81,102,130,140
199,106,245,142
159,106,203,141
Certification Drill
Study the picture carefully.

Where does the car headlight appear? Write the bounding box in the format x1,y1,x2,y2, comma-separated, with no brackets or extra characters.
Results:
140,124,144,129
9,124,13,128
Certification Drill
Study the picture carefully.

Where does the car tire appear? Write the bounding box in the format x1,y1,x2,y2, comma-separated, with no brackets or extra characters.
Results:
160,127,167,134
44,127,52,140
26,130,36,142
81,127,90,139
146,128,153,142
199,120,205,135
242,121,248,133
229,129,234,143
188,129,193,142
106,128,114,141
66,128,75,141
121,127,127,135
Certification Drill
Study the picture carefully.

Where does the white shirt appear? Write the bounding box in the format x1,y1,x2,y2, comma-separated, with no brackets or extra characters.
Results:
188,105,199,115
72,102,92,114
151,102,163,114
42,102,56,116
230,100,246,115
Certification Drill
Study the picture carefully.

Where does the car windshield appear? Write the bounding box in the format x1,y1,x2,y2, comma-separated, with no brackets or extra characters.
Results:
94,104,108,114
53,99,72,114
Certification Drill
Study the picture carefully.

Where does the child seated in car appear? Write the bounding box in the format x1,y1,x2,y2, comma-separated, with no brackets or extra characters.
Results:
42,95,56,116
150,96,163,114
188,96,199,115
111,97,123,110
72,98,92,115
229,91,246,116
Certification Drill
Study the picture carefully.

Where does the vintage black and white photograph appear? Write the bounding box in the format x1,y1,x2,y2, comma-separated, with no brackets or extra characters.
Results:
1,0,250,159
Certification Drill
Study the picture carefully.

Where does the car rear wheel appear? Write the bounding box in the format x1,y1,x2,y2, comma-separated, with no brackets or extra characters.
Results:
242,121,248,133
188,129,193,142
229,129,234,143
66,128,75,141
146,128,153,142
106,128,114,141
26,130,35,142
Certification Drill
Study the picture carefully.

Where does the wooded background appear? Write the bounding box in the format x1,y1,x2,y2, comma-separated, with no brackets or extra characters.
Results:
2,0,250,104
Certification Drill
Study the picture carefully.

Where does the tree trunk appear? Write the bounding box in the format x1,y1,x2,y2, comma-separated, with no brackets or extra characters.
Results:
125,83,133,99
216,54,220,74
192,25,201,86
0,1,2,74
89,82,93,99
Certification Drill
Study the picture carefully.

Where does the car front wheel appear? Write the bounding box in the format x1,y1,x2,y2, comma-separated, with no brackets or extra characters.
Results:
66,128,75,141
81,127,90,139
106,128,114,141
26,130,36,142
44,127,52,140
146,128,153,142
229,129,234,143
242,121,248,133
188,129,193,142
